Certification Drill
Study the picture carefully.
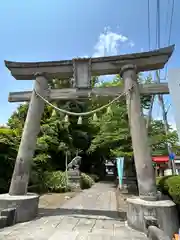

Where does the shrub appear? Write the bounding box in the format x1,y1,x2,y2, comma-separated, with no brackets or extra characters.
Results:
0,178,9,193
88,174,99,182
80,173,95,189
156,176,163,186
157,175,180,204
169,184,180,204
28,184,46,194
43,171,71,193
157,176,171,193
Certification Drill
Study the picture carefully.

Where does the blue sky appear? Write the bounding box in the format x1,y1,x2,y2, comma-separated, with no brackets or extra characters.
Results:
0,0,179,128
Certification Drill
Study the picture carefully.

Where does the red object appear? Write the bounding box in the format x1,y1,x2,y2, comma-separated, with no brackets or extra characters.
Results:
152,156,169,163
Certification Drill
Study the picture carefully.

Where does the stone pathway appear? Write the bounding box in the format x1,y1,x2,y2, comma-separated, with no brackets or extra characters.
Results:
0,183,148,239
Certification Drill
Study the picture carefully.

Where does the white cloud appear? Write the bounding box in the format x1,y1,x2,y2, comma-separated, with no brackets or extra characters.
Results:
79,55,89,58
167,112,177,131
129,41,135,48
76,27,134,59
170,121,177,130
73,27,134,83
92,27,134,58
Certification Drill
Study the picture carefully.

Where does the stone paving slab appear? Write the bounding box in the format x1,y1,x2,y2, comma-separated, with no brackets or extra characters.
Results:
0,183,148,239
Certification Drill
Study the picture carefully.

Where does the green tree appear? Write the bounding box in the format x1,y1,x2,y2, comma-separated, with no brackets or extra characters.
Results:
2,74,180,192
0,127,18,192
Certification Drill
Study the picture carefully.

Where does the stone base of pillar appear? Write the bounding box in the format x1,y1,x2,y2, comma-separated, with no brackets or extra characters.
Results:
126,197,179,237
0,193,39,224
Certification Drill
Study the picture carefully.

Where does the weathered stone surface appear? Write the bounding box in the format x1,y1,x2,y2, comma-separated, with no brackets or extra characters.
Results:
122,65,157,200
0,183,148,239
9,75,49,196
148,226,171,240
144,216,158,230
0,193,39,223
127,197,179,237
1,208,16,226
0,216,7,228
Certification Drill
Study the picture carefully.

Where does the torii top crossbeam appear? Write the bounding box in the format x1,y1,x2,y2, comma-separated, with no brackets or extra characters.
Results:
5,45,174,80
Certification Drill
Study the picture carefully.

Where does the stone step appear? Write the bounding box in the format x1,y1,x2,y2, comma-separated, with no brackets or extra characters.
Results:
68,175,80,179
68,172,80,183
67,170,80,177
0,216,7,229
117,209,127,221
1,208,16,226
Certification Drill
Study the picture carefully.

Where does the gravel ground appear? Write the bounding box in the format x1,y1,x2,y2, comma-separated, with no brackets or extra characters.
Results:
38,191,80,216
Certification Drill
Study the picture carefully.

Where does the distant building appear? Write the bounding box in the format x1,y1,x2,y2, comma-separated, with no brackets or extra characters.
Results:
105,161,114,175
152,156,180,176
174,156,180,174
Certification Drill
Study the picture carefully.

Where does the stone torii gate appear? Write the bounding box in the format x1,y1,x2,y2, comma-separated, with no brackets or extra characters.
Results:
2,45,178,234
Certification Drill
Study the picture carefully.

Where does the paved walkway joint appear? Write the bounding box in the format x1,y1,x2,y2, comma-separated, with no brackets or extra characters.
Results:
0,183,148,239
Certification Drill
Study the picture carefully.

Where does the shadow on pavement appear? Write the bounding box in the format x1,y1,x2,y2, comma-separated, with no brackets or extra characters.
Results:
38,207,122,220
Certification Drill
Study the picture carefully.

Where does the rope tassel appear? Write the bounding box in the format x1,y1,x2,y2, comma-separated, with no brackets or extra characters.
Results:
93,113,98,121
77,116,82,125
52,109,56,116
106,106,112,114
64,115,69,123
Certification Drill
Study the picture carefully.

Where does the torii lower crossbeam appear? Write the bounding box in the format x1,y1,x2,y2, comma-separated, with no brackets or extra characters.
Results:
8,83,169,103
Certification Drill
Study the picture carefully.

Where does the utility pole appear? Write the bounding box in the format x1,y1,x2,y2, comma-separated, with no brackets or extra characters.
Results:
156,71,176,174
152,0,176,174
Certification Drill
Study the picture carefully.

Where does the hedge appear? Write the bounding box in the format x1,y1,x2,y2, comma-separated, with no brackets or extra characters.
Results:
79,173,95,189
157,175,180,204
43,171,71,193
88,174,99,182
28,171,95,193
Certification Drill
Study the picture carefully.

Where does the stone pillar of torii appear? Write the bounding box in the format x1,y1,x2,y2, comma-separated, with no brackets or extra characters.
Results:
5,45,174,200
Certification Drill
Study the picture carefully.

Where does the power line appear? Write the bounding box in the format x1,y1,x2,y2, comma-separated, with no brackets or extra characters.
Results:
156,0,176,173
146,0,175,173
164,0,171,41
164,0,175,80
146,0,155,130
168,0,175,45
147,0,151,50
146,0,161,129
156,0,160,48
166,104,171,115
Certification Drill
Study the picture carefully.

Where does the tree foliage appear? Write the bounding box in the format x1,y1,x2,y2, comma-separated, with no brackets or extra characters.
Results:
0,74,179,193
